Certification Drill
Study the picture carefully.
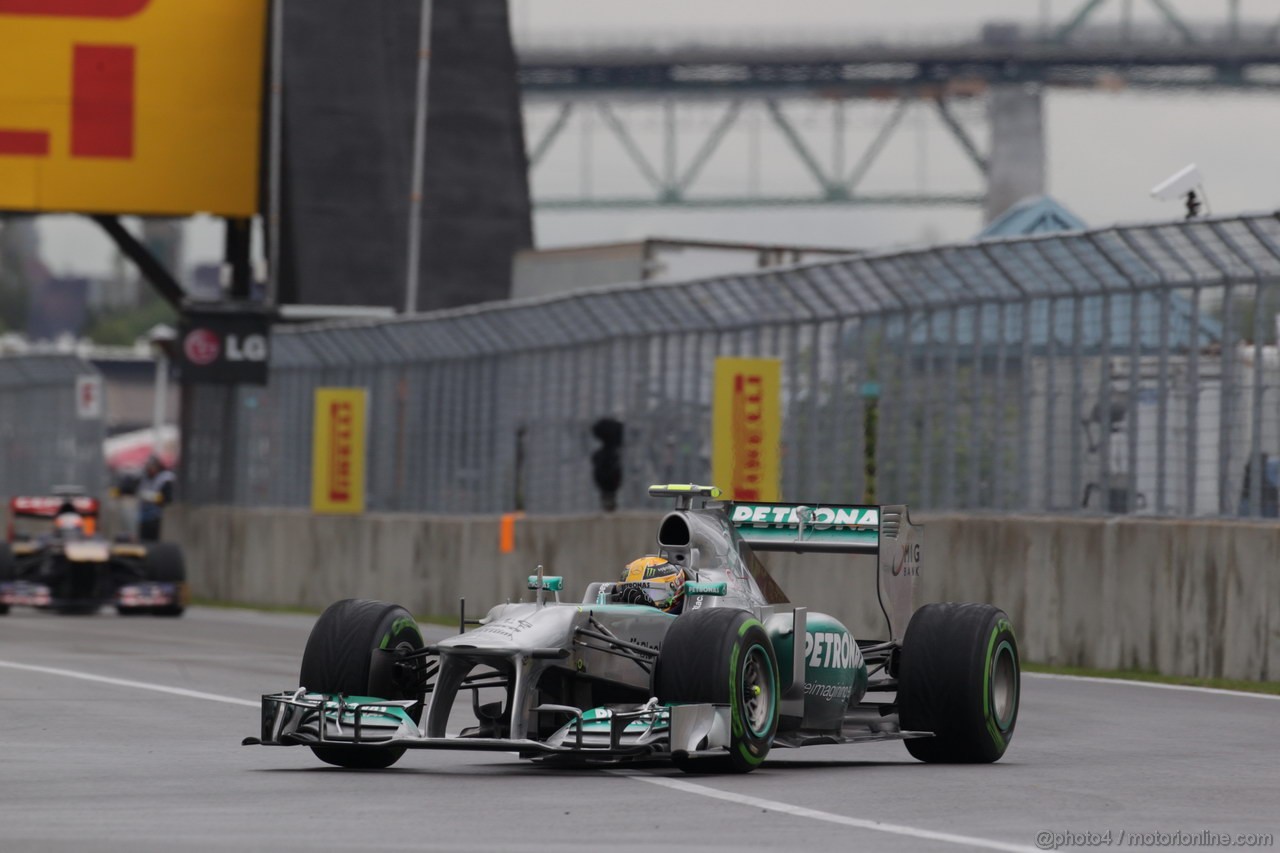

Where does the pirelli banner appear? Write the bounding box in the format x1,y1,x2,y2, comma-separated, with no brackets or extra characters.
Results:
711,357,781,502
0,0,267,216
311,388,367,514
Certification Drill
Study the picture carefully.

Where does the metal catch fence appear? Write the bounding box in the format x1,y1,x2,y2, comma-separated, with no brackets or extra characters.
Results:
0,354,106,499
185,212,1280,519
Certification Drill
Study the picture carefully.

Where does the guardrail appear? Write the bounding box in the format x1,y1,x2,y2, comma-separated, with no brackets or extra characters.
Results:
166,504,1280,682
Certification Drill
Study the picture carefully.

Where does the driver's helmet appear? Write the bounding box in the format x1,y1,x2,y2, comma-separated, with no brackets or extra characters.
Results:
618,555,686,613
54,512,84,538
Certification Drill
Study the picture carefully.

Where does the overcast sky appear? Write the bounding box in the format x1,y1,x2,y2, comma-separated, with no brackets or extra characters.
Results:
37,0,1280,276
510,0,1277,40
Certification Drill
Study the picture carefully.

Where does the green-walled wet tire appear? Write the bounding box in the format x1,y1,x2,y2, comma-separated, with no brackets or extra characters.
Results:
299,599,424,769
655,607,779,774
898,602,1020,763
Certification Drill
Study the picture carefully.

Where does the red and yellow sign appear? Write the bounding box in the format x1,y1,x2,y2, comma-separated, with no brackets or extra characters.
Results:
712,357,781,502
0,0,266,215
311,388,367,514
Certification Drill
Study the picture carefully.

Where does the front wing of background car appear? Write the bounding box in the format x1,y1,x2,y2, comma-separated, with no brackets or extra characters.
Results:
243,690,734,762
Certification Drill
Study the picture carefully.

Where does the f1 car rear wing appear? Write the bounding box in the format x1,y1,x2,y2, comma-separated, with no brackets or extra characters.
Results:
729,502,881,554
7,493,100,541
10,495,100,519
729,500,922,642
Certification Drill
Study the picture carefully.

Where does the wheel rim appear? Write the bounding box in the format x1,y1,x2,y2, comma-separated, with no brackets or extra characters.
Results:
741,644,776,737
990,640,1017,730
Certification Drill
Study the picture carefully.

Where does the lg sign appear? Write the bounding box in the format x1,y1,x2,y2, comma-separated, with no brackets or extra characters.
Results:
230,334,269,362
184,328,266,365
178,310,271,386
183,328,220,366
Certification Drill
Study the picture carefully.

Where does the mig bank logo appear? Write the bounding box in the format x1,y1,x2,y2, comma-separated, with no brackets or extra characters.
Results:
892,541,922,577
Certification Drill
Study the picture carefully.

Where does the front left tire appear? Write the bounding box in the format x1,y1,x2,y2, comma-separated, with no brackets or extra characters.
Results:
299,598,425,769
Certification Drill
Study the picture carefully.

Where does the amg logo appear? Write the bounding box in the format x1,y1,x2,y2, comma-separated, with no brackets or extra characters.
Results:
328,401,354,502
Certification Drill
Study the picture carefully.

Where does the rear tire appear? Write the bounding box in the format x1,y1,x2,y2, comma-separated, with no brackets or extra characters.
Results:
897,603,1019,763
0,544,13,616
143,543,186,616
299,599,424,769
655,607,778,774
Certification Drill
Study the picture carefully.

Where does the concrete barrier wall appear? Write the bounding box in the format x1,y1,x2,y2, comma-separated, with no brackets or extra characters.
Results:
165,505,1280,682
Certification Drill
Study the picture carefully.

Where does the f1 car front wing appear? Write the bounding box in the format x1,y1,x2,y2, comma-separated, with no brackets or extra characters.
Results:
243,690,734,761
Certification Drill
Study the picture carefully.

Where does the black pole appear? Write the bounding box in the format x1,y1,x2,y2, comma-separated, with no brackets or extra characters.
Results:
224,217,253,300
90,215,186,310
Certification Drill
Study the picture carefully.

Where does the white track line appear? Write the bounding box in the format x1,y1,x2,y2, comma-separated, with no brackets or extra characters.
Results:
0,660,258,707
618,772,1038,852
1024,671,1280,700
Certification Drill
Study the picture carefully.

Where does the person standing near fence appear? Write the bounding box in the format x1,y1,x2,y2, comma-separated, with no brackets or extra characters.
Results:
138,455,175,542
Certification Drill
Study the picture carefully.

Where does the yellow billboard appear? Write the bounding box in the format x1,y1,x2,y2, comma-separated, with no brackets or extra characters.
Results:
311,388,367,515
0,0,266,216
712,357,781,502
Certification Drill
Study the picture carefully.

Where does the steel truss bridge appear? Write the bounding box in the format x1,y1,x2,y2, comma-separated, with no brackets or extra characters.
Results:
517,0,1280,214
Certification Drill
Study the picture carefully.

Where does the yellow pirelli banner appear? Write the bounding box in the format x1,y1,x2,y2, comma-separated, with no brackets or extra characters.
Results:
311,388,367,514
0,0,266,216
712,357,781,502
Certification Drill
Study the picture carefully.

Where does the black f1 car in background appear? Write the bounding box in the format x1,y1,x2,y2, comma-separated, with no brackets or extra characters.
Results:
0,489,187,616
248,484,1020,772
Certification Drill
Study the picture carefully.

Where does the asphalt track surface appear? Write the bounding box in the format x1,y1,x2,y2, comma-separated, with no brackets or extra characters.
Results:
1,607,1277,853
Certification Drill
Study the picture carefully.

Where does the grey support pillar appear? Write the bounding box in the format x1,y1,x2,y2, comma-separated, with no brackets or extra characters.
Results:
985,85,1046,223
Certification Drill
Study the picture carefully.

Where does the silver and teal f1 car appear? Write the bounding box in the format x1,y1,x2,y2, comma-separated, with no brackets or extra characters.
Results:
245,485,1020,772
